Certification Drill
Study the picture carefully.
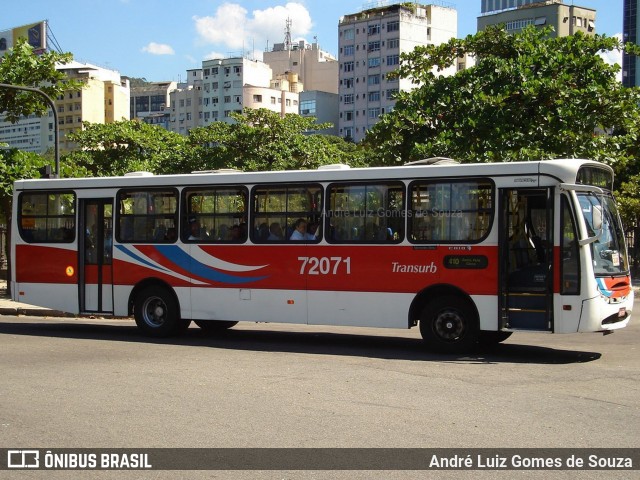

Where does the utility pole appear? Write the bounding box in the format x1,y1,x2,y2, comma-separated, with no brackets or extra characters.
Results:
0,83,60,178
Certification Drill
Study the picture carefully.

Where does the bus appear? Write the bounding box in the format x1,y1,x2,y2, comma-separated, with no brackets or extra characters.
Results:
10,158,633,352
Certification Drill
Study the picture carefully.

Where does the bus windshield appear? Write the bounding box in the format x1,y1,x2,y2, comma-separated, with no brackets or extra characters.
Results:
578,193,629,276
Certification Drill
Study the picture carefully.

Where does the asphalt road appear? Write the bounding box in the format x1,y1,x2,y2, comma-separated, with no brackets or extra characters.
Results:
0,297,638,480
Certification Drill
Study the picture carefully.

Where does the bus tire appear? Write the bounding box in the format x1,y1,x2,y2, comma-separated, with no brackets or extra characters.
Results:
194,320,238,332
478,331,512,344
134,285,185,337
419,295,479,353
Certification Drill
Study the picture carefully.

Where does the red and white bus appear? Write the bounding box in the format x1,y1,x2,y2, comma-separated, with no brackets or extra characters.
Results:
11,158,633,352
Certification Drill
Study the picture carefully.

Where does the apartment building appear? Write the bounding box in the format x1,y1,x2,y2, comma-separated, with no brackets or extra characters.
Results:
0,112,53,154
55,61,130,151
170,69,203,135
263,39,339,94
623,0,639,87
338,2,457,142
481,0,550,13
129,81,177,131
0,61,130,153
299,90,339,136
176,57,299,127
478,0,596,36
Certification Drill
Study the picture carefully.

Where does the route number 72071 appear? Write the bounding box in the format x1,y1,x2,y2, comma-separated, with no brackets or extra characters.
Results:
298,256,351,275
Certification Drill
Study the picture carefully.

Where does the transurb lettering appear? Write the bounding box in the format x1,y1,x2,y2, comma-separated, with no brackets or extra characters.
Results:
392,261,438,273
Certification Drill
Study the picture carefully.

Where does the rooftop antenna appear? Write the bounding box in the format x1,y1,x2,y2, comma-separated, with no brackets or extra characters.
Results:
284,17,292,50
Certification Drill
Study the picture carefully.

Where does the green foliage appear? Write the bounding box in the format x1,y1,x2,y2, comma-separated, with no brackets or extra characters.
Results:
0,149,48,198
63,110,365,177
0,38,81,123
63,120,189,176
365,26,640,171
186,108,365,172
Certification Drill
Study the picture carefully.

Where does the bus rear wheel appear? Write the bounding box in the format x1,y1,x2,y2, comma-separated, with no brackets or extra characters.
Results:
134,285,189,337
194,320,238,333
419,295,479,353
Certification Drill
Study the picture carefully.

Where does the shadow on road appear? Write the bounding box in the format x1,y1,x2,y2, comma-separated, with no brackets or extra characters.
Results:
0,318,603,365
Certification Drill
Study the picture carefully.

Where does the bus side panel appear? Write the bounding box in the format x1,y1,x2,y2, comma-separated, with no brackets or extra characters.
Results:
14,244,79,313
307,291,413,328
191,287,308,324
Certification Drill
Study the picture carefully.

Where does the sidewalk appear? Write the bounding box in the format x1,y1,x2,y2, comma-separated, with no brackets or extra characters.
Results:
0,279,72,317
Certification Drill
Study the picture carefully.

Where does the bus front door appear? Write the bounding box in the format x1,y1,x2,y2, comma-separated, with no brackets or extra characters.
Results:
499,188,554,331
79,198,114,314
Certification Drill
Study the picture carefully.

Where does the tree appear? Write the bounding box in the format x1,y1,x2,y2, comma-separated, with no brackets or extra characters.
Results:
364,26,640,171
186,108,366,172
0,38,80,123
63,120,190,176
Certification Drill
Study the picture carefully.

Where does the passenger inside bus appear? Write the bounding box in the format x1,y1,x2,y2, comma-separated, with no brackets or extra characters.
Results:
268,222,283,241
290,218,308,240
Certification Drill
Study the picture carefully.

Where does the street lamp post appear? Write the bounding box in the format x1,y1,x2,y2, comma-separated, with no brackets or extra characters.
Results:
0,83,60,178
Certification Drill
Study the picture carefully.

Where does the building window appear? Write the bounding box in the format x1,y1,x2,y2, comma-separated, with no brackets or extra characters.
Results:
387,20,399,32
368,24,380,36
300,100,316,115
343,94,354,105
343,28,354,40
344,45,354,56
367,74,380,85
388,38,399,49
368,57,381,68
271,97,276,104
368,91,380,102
212,67,219,75
233,65,242,74
253,94,262,103
386,54,399,66
234,95,242,103
368,41,380,52
224,96,231,103
343,61,354,72
368,107,380,119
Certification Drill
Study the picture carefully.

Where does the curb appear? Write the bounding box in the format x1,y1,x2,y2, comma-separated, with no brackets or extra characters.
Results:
0,307,72,317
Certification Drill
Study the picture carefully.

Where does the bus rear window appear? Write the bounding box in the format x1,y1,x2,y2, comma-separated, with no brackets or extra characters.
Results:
409,180,493,243
18,192,75,243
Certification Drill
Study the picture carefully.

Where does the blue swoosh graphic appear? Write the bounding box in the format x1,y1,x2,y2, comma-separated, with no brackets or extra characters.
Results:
115,245,170,273
154,245,267,285
596,278,612,297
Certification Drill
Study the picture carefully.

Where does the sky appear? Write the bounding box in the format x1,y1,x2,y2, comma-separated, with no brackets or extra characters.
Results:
3,0,625,82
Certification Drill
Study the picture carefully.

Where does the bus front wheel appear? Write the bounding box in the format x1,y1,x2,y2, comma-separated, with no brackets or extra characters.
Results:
419,295,479,353
134,286,189,337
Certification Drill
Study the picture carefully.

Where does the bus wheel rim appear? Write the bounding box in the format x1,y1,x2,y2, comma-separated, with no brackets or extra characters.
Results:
433,309,465,342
